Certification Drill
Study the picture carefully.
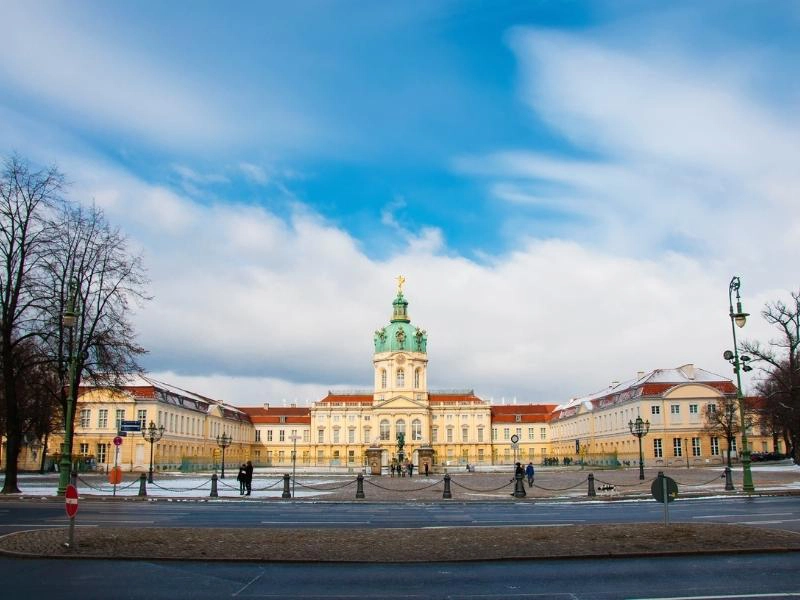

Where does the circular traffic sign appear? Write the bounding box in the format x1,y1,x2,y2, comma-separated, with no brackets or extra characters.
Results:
510,434,520,443
65,484,79,518
113,436,123,446
651,475,678,503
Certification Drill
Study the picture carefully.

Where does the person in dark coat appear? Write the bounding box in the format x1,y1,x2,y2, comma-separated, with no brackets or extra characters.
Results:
245,460,253,496
525,462,535,487
237,463,247,495
408,462,414,477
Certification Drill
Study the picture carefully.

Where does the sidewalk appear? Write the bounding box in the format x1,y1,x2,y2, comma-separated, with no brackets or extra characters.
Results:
3,462,799,502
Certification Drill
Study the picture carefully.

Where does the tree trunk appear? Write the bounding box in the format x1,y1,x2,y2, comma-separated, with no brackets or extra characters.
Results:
1,366,21,493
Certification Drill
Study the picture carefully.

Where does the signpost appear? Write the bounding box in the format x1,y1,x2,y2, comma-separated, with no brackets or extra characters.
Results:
119,420,142,433
65,484,79,549
111,435,124,495
651,471,679,525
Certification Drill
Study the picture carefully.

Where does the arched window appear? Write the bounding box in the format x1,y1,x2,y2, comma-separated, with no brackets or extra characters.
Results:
411,419,422,441
396,419,406,438
380,420,390,441
381,369,387,389
396,368,405,387
414,368,420,388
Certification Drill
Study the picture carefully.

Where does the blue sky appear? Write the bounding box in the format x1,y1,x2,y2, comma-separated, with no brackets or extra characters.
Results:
1,1,799,405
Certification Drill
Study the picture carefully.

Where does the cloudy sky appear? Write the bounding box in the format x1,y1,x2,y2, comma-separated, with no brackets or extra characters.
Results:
1,1,798,406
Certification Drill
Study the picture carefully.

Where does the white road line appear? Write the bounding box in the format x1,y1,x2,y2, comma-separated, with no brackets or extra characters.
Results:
740,518,800,525
628,593,800,600
260,521,369,525
693,513,793,519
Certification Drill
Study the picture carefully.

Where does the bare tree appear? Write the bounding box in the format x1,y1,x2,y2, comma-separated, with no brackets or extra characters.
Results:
0,155,63,493
39,202,149,471
741,289,800,464
702,397,741,467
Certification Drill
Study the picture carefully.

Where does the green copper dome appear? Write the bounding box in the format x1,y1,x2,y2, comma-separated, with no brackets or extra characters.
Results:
374,291,427,353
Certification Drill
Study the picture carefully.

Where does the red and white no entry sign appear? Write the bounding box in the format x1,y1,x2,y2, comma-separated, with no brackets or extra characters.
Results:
113,436,123,446
65,484,79,518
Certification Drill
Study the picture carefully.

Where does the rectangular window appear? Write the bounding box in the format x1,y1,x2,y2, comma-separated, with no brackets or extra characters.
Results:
332,428,340,443
515,427,522,438
527,427,535,441
477,428,484,443
137,409,147,429
447,428,453,443
255,430,261,442
673,438,682,457
540,428,547,440
503,428,510,441
689,404,698,414
670,404,680,414
431,428,438,443
348,428,355,443
711,437,720,455
267,430,273,442
318,429,324,443
461,427,468,443
477,448,484,463
731,438,737,452
348,450,355,464
279,430,285,442
692,437,701,457
492,428,497,441
278,450,285,463
80,409,91,428
303,430,310,443
96,443,107,463
653,439,663,458
651,405,660,415
79,443,89,456
98,409,108,428
115,409,125,430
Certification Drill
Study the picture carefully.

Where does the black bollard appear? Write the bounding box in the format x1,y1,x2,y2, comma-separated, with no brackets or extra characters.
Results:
443,473,452,499
210,473,218,497
138,473,147,497
356,473,365,499
513,472,527,498
587,473,596,497
282,473,291,499
723,466,734,491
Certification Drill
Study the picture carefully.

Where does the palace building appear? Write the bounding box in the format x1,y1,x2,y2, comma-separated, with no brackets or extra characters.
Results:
25,283,776,474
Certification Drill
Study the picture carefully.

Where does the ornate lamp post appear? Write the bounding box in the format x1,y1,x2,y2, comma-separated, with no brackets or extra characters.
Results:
216,433,232,478
725,275,755,493
628,415,650,480
57,279,79,496
142,421,165,484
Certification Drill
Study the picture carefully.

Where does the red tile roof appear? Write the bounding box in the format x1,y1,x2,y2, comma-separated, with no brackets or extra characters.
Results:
491,404,557,423
318,394,373,405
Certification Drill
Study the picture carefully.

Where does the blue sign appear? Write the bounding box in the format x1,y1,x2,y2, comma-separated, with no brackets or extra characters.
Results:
120,420,141,432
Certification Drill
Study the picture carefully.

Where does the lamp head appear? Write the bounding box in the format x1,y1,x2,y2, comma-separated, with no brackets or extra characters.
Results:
723,350,734,361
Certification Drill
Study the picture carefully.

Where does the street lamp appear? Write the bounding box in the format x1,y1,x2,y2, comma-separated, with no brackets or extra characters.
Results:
289,434,301,498
216,433,232,478
57,279,79,496
142,421,166,483
725,275,755,493
628,415,650,480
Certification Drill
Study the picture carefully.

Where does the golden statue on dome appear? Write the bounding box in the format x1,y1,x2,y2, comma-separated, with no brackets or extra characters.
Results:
396,274,406,294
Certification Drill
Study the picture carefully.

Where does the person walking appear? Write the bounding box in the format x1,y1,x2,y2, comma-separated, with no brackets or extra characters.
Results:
237,463,247,495
244,460,253,496
525,462,535,488
408,462,414,478
424,462,429,477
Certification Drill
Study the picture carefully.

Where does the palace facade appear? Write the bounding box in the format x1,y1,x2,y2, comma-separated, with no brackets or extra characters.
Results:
24,286,776,474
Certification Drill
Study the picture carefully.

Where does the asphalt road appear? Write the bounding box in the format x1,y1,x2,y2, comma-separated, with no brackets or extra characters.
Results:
0,553,798,599
1,495,799,533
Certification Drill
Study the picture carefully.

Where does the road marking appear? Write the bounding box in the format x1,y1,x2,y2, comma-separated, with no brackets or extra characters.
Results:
693,513,793,519
260,521,369,525
0,524,99,528
628,594,800,600
740,518,800,525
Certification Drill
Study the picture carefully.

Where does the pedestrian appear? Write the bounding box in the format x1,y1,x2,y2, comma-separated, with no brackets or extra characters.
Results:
525,462,535,487
390,461,396,477
237,463,247,495
245,460,253,496
408,462,414,477
424,462,429,477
